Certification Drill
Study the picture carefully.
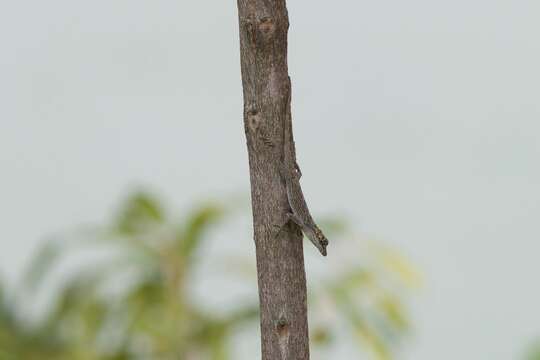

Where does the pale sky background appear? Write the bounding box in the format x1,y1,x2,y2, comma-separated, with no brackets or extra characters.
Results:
1,1,540,359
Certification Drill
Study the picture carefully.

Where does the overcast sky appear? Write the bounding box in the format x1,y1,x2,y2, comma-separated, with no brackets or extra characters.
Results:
1,1,539,359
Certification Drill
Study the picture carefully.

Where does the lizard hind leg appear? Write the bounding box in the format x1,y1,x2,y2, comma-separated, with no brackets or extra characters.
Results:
273,212,303,238
272,211,292,237
286,212,305,238
286,212,303,227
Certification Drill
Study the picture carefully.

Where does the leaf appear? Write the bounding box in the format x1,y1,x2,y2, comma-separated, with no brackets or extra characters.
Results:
526,342,540,360
43,261,119,331
332,288,390,359
326,265,409,359
328,268,374,301
102,352,131,360
311,326,333,346
223,305,258,328
115,192,165,235
0,280,18,335
125,272,166,310
217,257,256,281
354,326,391,360
376,246,422,289
377,296,409,332
341,268,374,288
317,216,349,237
21,240,62,292
178,203,225,261
49,277,99,320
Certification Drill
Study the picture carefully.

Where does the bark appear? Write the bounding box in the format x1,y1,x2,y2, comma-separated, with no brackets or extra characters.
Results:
236,1,310,359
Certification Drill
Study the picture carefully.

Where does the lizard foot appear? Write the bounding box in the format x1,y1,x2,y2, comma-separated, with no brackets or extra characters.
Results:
273,211,300,238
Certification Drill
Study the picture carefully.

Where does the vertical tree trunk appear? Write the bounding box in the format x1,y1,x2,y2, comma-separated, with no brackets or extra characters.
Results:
236,1,310,359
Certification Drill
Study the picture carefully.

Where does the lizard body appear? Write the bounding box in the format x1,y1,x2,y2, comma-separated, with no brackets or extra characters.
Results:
279,77,328,256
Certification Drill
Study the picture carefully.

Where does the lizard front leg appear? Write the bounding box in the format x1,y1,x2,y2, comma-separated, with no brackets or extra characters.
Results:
272,211,294,238
286,212,304,228
275,161,302,237
273,211,303,239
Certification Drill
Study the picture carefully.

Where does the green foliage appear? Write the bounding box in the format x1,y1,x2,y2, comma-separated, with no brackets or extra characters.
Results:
177,203,225,262
22,240,62,292
115,192,165,236
526,342,540,360
0,191,416,360
314,243,418,360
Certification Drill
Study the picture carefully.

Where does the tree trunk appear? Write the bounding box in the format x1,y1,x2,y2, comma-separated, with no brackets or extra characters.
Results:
236,1,310,359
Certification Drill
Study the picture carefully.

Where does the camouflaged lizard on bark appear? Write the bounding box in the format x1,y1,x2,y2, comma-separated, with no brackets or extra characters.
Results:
278,78,329,256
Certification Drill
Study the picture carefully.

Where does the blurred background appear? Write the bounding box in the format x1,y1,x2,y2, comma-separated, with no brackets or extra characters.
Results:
1,1,539,359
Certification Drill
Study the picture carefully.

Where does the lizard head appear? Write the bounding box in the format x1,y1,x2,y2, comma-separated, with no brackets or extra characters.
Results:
310,226,328,256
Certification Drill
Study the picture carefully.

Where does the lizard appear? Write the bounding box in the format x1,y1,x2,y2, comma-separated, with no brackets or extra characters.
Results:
278,76,329,256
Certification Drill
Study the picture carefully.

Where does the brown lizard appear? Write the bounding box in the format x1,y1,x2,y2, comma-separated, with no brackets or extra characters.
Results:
278,77,329,256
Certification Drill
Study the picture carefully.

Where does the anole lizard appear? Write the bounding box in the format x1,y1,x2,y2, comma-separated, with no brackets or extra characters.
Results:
278,77,329,256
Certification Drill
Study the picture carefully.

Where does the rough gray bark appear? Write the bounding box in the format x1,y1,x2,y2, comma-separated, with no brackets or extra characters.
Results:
236,1,310,359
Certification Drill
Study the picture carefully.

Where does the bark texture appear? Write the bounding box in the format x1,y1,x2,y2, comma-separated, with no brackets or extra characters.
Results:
236,1,310,359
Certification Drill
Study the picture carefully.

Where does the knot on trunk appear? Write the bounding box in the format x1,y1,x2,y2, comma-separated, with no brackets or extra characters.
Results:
258,17,276,37
275,316,290,338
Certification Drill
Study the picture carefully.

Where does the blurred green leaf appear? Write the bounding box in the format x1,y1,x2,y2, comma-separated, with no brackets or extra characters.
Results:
223,305,259,329
115,192,165,235
333,289,391,360
178,203,225,261
311,326,333,346
0,280,7,322
375,245,422,289
22,240,62,292
318,216,349,237
377,296,409,332
526,342,540,360
324,255,412,359
0,191,415,360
